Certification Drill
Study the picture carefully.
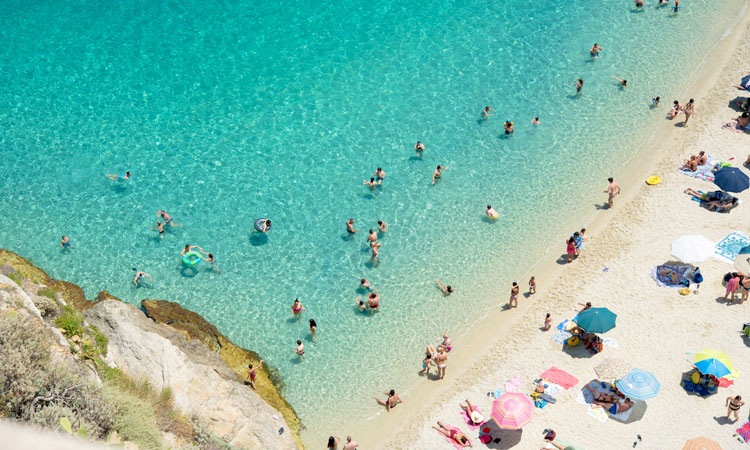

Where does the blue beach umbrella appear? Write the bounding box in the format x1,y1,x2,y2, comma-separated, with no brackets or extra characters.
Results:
576,307,617,334
713,167,750,193
742,74,750,90
615,368,661,401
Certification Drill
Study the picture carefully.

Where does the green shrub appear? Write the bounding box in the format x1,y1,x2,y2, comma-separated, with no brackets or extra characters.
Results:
103,384,164,450
6,271,23,286
37,287,57,300
91,325,108,357
54,306,85,338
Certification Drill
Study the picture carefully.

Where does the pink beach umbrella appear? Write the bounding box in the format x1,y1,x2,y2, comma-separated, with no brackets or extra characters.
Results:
490,392,534,430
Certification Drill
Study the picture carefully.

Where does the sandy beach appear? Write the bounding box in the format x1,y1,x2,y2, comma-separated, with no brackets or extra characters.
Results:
345,9,750,450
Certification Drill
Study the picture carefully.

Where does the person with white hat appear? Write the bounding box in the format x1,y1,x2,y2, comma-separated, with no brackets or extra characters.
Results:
459,398,484,425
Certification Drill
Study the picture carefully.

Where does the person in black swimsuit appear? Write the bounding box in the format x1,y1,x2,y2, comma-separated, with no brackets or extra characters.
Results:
726,395,745,421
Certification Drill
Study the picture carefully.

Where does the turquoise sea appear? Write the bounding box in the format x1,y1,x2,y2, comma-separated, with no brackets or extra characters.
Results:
0,0,744,445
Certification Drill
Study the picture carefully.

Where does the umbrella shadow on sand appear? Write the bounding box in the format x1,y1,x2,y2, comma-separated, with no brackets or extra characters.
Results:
728,96,748,112
561,343,595,359
611,400,648,424
679,369,719,399
477,421,522,449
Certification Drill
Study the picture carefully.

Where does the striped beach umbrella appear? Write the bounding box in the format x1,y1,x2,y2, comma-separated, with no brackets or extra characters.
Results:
594,358,631,380
615,368,660,400
490,392,534,430
682,437,721,450
734,245,750,275
694,349,733,378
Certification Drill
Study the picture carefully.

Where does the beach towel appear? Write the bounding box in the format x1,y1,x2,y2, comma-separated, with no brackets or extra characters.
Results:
601,337,618,348
505,377,523,393
649,265,692,287
435,424,468,449
540,367,579,390
556,317,578,331
552,331,571,344
460,406,485,430
577,381,633,422
723,122,750,133
736,421,750,443
714,231,750,263
675,156,721,182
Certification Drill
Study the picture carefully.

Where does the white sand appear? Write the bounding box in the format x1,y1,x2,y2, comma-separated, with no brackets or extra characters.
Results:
351,11,750,450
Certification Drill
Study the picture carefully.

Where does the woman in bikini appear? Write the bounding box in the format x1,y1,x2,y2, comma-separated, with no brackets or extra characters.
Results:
683,98,695,126
438,334,452,352
669,100,682,119
459,399,484,426
509,282,520,308
726,395,745,421
432,422,472,448
741,277,750,304
290,298,306,316
435,279,454,296
680,155,698,172
418,350,434,376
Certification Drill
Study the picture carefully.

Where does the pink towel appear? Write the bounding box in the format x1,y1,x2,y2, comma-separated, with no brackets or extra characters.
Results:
540,366,579,390
460,406,485,430
435,424,469,449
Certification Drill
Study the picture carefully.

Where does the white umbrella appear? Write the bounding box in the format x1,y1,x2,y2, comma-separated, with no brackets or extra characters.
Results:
670,235,715,263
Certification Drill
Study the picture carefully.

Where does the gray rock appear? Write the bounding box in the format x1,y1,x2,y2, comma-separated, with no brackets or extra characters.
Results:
85,300,296,450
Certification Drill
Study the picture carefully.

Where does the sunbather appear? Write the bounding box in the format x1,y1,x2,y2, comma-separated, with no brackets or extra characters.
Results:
697,151,708,165
593,398,634,415
707,197,738,212
432,422,472,448
658,267,679,284
583,384,615,403
684,188,711,200
459,399,483,425
680,155,698,172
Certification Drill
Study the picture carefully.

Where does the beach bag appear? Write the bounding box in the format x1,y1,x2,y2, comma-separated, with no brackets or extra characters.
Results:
693,268,703,284
567,336,580,347
691,372,701,384
743,323,750,337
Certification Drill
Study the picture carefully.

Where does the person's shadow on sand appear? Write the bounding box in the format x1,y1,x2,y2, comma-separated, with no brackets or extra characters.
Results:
594,203,611,210
713,416,735,426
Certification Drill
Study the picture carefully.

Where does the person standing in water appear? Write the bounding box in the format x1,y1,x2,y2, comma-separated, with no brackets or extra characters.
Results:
377,220,389,232
202,252,220,273
294,340,304,359
60,235,72,250
486,205,499,219
367,229,378,245
590,43,603,58
683,98,695,126
374,167,386,182
414,141,426,153
481,106,495,119
157,210,181,227
291,298,306,316
363,177,380,188
604,177,621,208
309,319,317,340
360,278,372,291
509,282,519,308
247,359,263,390
346,219,360,234
133,271,153,287
432,165,448,185
151,221,166,239
574,78,583,93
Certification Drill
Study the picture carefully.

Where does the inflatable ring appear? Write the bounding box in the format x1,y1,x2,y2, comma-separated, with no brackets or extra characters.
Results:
646,176,661,185
182,251,202,266
254,218,271,232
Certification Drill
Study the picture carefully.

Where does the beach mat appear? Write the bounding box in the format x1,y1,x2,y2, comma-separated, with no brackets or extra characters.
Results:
540,367,579,390
649,264,692,287
714,231,750,263
577,381,633,423
435,424,468,449
736,421,750,442
690,190,742,211
675,156,722,182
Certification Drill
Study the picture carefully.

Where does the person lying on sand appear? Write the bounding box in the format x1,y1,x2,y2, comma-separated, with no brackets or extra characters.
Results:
707,197,738,212
593,398,634,415
658,267,679,284
697,151,707,165
432,422,472,448
584,384,616,403
724,112,750,132
681,155,698,172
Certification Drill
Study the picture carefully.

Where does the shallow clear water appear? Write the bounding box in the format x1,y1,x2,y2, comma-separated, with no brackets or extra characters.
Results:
0,0,743,444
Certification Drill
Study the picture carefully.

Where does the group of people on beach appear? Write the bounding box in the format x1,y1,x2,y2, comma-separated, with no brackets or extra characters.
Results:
565,228,587,264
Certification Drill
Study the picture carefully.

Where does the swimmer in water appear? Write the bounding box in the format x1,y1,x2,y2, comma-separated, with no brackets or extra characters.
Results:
247,359,263,390
504,120,514,135
360,278,372,291
346,219,360,234
612,76,628,87
309,319,317,340
574,78,583,93
486,205,499,219
435,279,454,296
258,219,271,232
151,221,166,239
291,298,306,316
432,165,448,185
415,141,425,153
157,210,181,227
658,0,667,5
673,1,680,13
634,0,643,7
202,252,220,273
363,177,380,188
294,340,304,359
133,271,153,287
590,43,603,58
531,117,540,126
374,167,386,182
652,96,661,106
367,229,378,245
354,296,367,311
371,242,381,259
377,220,389,232
481,106,495,119
60,235,72,249
106,171,131,181
181,243,205,257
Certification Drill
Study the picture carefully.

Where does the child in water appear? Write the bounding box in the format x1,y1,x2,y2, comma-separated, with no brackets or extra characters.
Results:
504,120,514,135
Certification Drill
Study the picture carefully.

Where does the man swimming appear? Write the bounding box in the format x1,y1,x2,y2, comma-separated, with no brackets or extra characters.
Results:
346,219,360,234
590,43,603,58
481,106,495,119
133,271,153,287
363,177,380,188
106,171,131,181
157,210,181,227
613,76,628,87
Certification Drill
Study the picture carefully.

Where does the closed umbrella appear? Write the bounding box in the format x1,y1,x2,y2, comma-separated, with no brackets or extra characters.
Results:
670,235,715,263
694,349,732,378
734,245,750,274
576,308,617,334
682,437,721,450
615,368,661,400
490,392,534,430
594,359,631,380
714,166,750,193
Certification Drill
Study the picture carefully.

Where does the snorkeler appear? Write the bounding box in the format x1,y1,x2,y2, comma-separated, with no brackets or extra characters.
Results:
106,171,131,181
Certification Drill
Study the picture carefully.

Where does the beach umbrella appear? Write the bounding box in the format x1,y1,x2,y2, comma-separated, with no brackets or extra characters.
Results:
594,358,631,380
742,74,750,89
615,368,661,400
576,307,617,334
694,349,733,378
670,235,715,263
713,166,750,193
734,245,750,274
490,392,534,430
682,436,721,450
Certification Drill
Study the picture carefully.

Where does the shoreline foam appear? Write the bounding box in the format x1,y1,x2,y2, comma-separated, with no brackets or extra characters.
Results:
346,7,750,449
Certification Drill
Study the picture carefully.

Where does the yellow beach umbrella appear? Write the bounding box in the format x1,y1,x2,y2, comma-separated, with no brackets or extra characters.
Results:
694,349,733,371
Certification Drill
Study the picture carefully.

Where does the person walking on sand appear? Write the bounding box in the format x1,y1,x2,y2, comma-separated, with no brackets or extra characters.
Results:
726,395,745,422
133,271,153,287
247,360,263,390
294,340,304,359
544,313,552,331
683,98,695,126
590,43,603,58
326,436,340,450
529,276,536,295
481,106,495,119
436,347,448,379
346,219,360,234
605,177,620,208
432,165,448,184
373,389,402,411
725,273,740,304
509,282,520,308
574,78,583,93
566,237,577,263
